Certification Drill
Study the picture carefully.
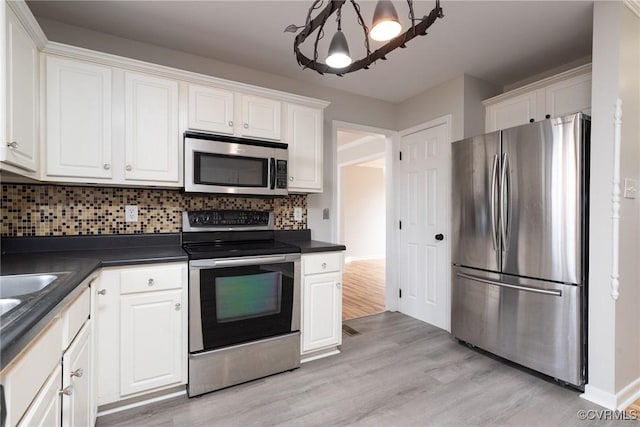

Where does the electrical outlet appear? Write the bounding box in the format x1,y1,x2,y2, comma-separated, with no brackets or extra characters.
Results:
125,205,138,222
294,207,303,221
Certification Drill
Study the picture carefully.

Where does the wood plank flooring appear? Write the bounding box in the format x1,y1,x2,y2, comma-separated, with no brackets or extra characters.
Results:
342,259,385,320
98,312,618,427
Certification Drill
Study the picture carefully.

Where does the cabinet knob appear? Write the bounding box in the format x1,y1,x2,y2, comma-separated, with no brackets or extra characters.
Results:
243,123,249,129
322,262,327,269
289,176,294,182
175,303,181,311
228,121,233,127
336,282,341,289
125,164,132,171
6,141,18,149
70,368,84,378
148,278,155,286
103,163,111,170
97,289,106,295
58,385,73,396
545,114,551,119
529,118,535,123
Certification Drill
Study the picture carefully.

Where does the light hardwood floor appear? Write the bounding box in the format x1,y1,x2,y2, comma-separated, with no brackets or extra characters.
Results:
98,312,618,427
342,259,385,320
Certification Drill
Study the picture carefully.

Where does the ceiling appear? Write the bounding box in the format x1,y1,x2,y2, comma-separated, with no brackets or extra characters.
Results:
26,0,594,103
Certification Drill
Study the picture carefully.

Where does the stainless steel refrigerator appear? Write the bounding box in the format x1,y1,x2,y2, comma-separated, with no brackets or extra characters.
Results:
451,113,589,387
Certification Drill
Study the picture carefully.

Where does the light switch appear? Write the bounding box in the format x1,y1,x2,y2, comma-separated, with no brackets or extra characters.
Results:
323,208,330,220
624,178,637,199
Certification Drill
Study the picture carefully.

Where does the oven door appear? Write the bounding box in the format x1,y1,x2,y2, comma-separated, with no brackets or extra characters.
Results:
189,254,301,353
184,136,277,195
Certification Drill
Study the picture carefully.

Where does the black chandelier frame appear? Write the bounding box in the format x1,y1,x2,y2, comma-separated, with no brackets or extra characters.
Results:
286,0,444,76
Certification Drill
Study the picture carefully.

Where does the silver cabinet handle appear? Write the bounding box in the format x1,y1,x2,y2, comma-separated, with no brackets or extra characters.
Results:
456,273,562,296
58,385,73,396
336,282,341,289
289,176,294,182
103,163,111,170
243,123,249,129
175,303,181,311
7,141,18,148
148,278,155,286
97,289,106,295
228,121,233,127
70,368,83,378
322,262,327,269
125,164,132,171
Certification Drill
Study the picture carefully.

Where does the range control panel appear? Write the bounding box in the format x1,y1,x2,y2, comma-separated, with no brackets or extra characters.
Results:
184,210,273,229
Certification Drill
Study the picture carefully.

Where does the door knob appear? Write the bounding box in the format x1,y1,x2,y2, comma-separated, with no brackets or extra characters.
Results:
7,141,18,148
435,234,444,241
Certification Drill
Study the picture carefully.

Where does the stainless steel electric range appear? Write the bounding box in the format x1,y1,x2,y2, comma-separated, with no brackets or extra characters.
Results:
182,210,301,397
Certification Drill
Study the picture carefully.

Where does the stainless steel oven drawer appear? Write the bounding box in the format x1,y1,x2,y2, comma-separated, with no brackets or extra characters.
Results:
451,266,583,386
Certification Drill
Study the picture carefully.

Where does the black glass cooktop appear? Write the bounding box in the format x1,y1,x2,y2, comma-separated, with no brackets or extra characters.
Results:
183,240,299,260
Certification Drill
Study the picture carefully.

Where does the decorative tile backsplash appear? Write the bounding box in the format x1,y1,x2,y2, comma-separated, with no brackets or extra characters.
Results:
0,184,307,237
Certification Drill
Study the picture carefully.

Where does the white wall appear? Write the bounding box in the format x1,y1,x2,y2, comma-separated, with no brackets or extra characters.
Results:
341,165,386,261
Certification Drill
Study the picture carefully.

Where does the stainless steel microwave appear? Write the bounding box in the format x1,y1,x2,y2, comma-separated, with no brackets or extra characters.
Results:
184,132,288,195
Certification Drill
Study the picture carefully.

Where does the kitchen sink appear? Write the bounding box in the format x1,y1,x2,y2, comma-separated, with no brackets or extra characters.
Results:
0,273,65,299
0,298,21,316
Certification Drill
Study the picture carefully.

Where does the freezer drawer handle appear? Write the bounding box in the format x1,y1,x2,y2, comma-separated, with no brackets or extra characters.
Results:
457,273,562,297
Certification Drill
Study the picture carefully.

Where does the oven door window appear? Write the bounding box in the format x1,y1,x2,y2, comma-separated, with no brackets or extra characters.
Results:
198,262,294,351
194,152,268,188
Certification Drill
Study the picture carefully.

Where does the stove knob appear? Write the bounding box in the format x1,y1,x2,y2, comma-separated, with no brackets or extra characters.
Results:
203,215,211,224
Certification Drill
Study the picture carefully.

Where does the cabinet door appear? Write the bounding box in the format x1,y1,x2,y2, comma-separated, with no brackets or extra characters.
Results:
302,272,342,353
544,73,591,118
120,290,183,396
61,322,91,427
4,6,38,172
287,104,323,192
240,94,281,140
485,91,537,132
94,270,120,406
17,366,62,427
124,72,180,183
46,56,112,179
188,84,234,134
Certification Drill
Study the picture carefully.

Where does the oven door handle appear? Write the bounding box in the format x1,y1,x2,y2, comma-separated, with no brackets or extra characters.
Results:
190,255,291,269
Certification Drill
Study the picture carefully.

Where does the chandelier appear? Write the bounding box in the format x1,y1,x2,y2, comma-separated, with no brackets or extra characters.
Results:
285,0,444,76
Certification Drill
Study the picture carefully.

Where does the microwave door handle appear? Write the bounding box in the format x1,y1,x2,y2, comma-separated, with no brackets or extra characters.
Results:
270,158,276,190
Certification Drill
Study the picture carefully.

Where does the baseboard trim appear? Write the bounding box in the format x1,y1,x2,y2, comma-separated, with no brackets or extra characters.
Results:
616,376,640,410
581,385,617,409
301,348,340,363
97,389,186,417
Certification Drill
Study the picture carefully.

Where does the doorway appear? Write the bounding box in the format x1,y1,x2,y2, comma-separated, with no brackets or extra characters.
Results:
336,127,388,320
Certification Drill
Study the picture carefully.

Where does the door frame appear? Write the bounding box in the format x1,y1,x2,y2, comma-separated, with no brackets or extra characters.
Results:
394,114,452,321
332,120,396,311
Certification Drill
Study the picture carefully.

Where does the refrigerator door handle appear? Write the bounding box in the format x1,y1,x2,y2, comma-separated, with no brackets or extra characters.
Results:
456,272,562,297
500,153,510,250
490,154,499,250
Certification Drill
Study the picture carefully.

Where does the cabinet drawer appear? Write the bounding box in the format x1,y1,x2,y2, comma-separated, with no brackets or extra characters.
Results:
303,252,343,275
62,287,90,350
120,264,184,295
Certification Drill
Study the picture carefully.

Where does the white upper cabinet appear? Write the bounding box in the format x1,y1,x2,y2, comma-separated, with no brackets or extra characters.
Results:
484,64,591,132
124,72,179,183
240,94,281,140
187,84,234,134
3,5,39,173
286,104,323,193
45,56,113,179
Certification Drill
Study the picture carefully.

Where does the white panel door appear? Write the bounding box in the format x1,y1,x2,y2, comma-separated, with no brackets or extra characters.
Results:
485,91,537,132
302,272,342,353
124,71,179,183
4,6,38,171
398,123,450,331
287,104,323,192
17,366,62,427
46,56,112,178
240,94,281,140
544,73,592,118
120,290,183,396
61,322,91,427
187,84,234,134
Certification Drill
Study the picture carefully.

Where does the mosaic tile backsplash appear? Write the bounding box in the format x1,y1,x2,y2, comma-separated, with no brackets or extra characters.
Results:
1,184,307,237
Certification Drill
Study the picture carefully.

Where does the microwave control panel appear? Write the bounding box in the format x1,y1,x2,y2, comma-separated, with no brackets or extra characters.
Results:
276,160,288,189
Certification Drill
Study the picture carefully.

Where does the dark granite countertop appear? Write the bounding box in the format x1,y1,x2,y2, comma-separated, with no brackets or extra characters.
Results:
0,230,343,370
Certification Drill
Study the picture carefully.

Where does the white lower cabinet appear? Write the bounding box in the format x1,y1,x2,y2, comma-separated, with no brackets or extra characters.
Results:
95,262,187,407
301,252,344,360
61,322,92,427
17,366,62,427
